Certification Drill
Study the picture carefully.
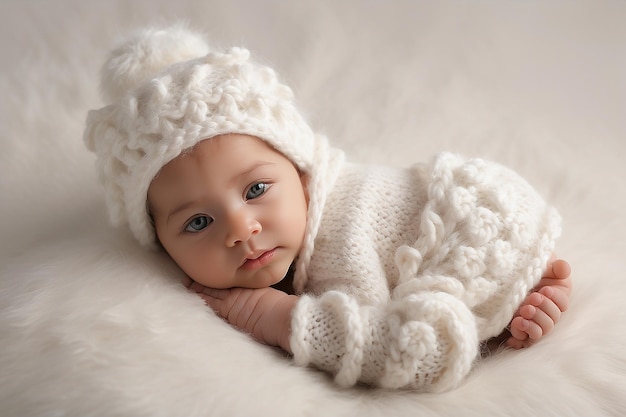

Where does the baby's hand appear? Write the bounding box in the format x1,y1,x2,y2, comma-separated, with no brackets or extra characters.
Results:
507,256,572,349
190,282,297,353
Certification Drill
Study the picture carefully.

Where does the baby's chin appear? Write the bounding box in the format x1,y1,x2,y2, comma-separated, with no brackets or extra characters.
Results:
190,259,294,290
269,266,296,293
254,269,290,289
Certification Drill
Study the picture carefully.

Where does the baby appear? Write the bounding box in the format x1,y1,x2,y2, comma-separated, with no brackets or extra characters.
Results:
84,25,571,391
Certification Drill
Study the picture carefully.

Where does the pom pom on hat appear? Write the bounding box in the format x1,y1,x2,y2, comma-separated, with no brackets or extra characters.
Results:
100,24,210,104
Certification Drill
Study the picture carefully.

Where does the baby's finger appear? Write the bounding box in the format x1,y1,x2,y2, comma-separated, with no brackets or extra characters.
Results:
526,308,555,338
521,291,544,308
520,296,561,325
540,295,562,323
542,258,570,279
551,259,571,280
540,286,570,312
523,318,544,340
509,316,530,342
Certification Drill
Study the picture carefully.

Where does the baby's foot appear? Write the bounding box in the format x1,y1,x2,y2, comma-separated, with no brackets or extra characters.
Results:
507,257,572,349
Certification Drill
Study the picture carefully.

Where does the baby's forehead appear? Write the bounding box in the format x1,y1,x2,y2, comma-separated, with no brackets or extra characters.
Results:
185,134,294,162
157,134,293,178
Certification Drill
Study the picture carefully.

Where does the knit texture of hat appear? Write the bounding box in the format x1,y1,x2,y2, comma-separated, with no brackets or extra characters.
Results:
84,25,344,290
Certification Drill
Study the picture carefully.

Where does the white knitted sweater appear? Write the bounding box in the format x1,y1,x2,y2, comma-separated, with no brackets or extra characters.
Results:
289,152,561,391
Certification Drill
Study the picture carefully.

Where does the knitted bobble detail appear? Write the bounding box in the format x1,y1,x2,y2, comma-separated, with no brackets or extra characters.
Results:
381,292,478,391
394,245,422,282
202,47,250,67
101,24,210,104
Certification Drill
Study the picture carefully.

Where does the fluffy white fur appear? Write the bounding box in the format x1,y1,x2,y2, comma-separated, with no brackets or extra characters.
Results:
1,1,625,416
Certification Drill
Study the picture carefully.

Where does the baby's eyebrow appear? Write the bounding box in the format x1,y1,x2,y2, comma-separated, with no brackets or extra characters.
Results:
167,200,200,223
234,161,275,180
225,161,275,188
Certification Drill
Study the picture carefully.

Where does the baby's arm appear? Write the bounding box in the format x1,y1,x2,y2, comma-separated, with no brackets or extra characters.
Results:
506,256,572,349
190,283,296,353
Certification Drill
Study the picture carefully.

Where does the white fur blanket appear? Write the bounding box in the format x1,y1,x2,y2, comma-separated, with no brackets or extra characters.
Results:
1,1,625,416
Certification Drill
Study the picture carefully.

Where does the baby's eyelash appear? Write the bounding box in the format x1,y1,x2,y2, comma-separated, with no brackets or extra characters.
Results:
245,181,270,200
183,215,212,233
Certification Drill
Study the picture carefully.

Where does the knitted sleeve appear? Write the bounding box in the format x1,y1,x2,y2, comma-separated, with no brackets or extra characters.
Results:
289,153,561,391
290,286,478,391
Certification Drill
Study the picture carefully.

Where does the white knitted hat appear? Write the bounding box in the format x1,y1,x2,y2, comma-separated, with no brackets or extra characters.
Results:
84,25,344,291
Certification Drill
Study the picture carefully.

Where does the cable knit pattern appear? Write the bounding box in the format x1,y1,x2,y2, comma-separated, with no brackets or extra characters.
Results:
290,155,561,391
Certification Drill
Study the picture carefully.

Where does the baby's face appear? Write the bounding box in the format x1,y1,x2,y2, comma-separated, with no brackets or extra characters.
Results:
148,134,309,289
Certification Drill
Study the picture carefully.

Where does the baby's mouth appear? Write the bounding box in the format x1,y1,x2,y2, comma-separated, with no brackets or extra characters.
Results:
240,248,277,270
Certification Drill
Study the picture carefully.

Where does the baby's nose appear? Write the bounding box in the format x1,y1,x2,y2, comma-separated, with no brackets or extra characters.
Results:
225,209,261,247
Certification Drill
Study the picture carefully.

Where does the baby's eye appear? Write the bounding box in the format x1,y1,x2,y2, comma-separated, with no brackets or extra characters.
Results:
184,216,212,233
246,182,268,200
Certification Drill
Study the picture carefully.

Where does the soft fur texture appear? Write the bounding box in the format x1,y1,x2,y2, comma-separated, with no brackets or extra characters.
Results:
1,1,625,416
